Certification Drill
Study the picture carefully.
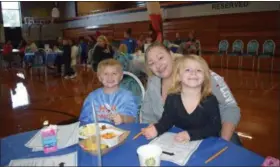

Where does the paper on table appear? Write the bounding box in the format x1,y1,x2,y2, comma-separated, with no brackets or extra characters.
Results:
8,151,77,166
25,122,80,152
150,132,202,166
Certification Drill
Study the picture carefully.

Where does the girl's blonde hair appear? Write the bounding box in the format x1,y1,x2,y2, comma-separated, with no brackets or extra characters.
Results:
119,43,128,54
168,54,212,102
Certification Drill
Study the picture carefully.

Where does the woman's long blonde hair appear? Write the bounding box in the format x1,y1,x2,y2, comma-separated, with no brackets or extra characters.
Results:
97,35,111,53
97,35,109,45
168,54,212,102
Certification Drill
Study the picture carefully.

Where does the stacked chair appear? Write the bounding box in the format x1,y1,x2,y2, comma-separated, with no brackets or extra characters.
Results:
214,39,277,72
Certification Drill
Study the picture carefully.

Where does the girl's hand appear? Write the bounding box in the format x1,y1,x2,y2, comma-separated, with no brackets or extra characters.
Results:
141,124,158,140
175,131,190,143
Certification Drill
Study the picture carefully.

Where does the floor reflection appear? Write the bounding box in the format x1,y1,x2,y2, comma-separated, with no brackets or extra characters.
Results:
10,82,30,109
16,72,25,79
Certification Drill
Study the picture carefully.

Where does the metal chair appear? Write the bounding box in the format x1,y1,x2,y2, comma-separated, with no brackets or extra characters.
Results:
29,48,47,79
241,40,259,70
227,39,244,69
120,71,145,123
257,40,275,72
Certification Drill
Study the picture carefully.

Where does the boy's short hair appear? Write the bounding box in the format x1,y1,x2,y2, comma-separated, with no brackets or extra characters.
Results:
97,58,123,75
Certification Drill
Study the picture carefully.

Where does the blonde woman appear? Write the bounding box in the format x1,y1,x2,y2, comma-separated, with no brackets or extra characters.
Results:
90,35,114,72
142,55,221,142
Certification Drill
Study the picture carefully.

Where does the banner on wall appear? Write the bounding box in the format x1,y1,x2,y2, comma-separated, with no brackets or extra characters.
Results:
64,1,280,29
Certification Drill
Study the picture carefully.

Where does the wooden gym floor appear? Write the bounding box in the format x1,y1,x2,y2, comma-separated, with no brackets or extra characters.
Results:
0,66,279,159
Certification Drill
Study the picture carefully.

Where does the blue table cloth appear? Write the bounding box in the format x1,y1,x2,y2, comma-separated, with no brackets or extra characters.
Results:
1,123,264,166
24,52,59,64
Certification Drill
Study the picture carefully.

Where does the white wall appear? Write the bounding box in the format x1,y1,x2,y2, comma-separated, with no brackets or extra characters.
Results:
63,1,280,29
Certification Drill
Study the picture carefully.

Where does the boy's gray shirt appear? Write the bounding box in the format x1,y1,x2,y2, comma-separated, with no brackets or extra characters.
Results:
140,71,241,126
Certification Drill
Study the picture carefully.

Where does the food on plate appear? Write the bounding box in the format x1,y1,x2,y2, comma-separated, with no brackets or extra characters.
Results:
79,125,95,137
79,124,112,138
101,125,107,130
101,132,116,139
83,139,109,151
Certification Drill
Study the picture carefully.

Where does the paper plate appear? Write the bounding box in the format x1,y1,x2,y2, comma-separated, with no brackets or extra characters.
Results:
79,123,113,139
79,126,130,155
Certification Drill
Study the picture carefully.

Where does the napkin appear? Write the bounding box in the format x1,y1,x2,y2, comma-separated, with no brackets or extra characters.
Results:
25,122,80,152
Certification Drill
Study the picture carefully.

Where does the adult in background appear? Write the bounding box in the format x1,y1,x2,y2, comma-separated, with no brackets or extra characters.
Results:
91,35,114,72
2,40,13,70
178,30,201,55
174,32,182,46
18,39,27,67
79,37,88,67
62,39,75,79
136,34,145,51
122,28,137,54
140,42,242,145
70,39,79,78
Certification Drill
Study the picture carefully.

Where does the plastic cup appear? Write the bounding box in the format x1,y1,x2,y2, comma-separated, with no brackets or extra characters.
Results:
137,144,162,166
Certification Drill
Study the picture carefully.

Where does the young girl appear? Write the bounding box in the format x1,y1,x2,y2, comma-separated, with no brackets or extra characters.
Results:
142,55,221,142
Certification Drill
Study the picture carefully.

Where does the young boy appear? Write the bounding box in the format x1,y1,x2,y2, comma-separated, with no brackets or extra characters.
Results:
79,59,138,125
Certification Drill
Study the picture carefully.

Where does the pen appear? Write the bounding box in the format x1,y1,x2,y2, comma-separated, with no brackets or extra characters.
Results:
163,151,175,156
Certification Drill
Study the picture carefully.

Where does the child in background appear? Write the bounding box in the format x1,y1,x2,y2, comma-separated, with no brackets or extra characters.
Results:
2,40,13,69
79,59,138,125
142,55,221,142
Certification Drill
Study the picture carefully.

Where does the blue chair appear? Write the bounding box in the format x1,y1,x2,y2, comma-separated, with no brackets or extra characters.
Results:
30,48,47,78
218,40,229,55
257,40,275,71
240,40,259,70
229,39,244,56
120,71,145,123
246,40,259,56
227,40,244,69
212,40,229,68
259,40,275,57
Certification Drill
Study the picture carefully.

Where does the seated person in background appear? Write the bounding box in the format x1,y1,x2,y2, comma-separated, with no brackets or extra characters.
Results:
144,35,153,52
53,44,63,53
79,59,138,125
178,30,201,55
90,35,114,72
142,55,221,142
26,41,38,53
122,28,137,54
2,40,13,69
136,34,145,51
118,43,128,55
174,32,183,46
114,44,133,72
